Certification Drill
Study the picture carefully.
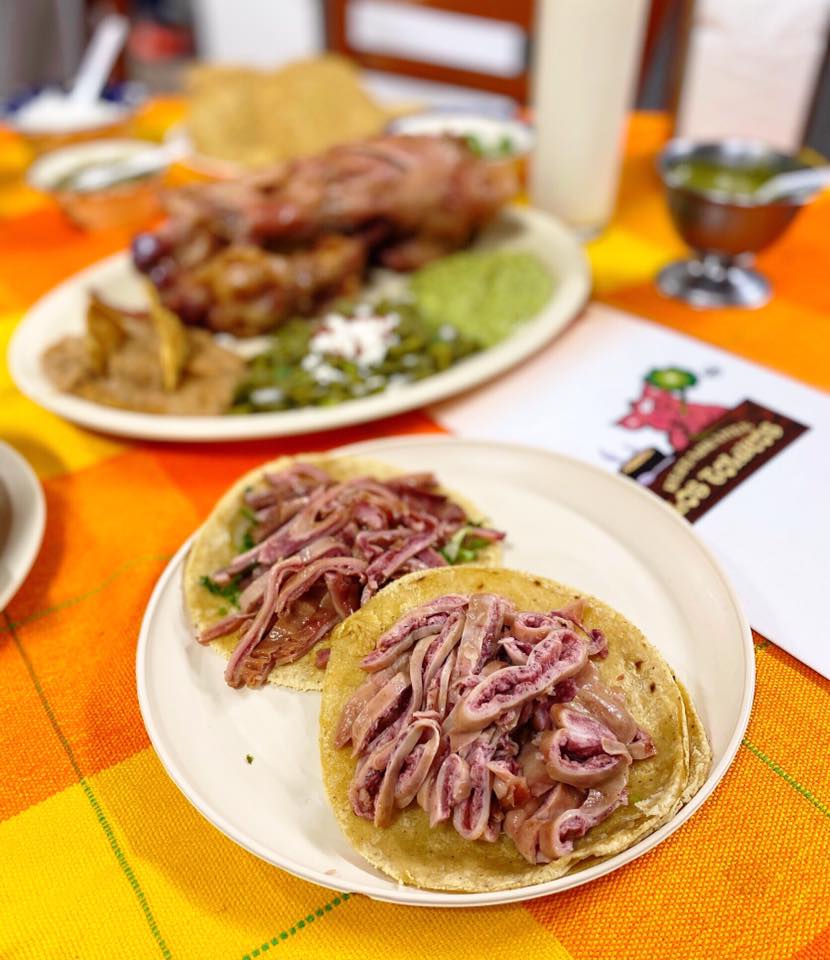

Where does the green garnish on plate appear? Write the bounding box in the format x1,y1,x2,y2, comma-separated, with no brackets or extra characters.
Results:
440,525,493,565
233,304,479,414
200,574,243,609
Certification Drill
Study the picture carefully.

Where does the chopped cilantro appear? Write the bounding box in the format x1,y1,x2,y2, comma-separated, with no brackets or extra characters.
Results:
200,574,243,609
440,527,492,565
465,536,490,551
246,754,254,764
465,134,485,156
237,505,258,551
464,134,514,158
453,540,490,565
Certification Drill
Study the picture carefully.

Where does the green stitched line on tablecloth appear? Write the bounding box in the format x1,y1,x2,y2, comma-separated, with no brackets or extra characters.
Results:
7,614,174,959
239,893,352,959
0,551,172,634
742,738,830,820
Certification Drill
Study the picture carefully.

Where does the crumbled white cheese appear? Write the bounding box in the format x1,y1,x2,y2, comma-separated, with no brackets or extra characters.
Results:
301,354,321,371
301,353,346,384
215,332,272,359
437,324,458,341
309,311,398,368
312,362,346,386
249,386,284,406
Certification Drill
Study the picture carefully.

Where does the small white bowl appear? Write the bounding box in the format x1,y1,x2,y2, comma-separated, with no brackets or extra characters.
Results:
27,138,163,230
11,94,129,135
388,112,535,158
8,94,133,155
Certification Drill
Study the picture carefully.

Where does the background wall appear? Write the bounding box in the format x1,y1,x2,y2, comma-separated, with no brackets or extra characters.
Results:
2,0,830,156
191,0,323,66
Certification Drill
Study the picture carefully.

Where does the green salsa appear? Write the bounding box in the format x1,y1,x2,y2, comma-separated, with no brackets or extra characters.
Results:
410,251,554,348
669,159,776,198
464,133,516,158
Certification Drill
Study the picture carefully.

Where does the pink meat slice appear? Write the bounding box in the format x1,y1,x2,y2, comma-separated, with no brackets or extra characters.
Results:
224,555,365,687
446,628,588,733
374,717,442,827
551,769,630,858
453,594,513,680
351,672,412,756
427,752,471,826
538,707,631,788
337,592,657,863
360,595,469,672
452,739,496,840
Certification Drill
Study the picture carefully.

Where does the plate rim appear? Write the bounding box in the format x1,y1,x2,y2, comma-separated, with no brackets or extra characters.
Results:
9,206,590,442
136,437,755,907
0,442,45,612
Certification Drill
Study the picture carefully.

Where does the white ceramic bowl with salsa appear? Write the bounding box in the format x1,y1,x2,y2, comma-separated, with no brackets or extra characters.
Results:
388,113,535,159
27,138,164,231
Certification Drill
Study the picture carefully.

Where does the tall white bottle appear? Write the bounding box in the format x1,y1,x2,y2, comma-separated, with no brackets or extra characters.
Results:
530,0,651,236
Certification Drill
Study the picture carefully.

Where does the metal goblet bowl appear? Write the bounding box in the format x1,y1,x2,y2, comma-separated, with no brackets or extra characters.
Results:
657,139,816,309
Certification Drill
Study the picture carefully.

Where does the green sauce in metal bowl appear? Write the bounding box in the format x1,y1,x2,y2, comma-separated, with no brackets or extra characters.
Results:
410,251,554,348
668,159,776,199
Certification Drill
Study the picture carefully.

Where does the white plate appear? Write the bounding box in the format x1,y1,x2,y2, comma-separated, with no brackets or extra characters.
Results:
136,437,754,906
9,206,589,442
0,442,45,611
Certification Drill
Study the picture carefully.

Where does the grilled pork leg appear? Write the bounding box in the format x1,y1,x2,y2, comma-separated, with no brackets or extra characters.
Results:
132,135,516,336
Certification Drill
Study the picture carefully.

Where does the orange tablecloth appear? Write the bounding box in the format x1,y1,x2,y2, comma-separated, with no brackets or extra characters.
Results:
1,111,829,960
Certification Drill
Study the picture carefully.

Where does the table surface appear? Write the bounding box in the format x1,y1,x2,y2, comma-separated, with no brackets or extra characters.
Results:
1,109,829,960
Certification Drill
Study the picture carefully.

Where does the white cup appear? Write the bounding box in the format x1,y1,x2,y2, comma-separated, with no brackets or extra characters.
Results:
530,0,651,237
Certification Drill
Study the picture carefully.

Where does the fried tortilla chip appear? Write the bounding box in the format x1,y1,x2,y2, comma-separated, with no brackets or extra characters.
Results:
183,455,502,692
144,281,189,392
85,294,127,374
320,566,708,892
186,56,394,168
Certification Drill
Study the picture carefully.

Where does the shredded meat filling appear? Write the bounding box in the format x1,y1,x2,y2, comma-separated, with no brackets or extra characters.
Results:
336,593,656,864
200,464,504,688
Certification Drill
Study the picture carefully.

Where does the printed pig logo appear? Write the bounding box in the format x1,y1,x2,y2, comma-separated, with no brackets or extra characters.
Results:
612,366,808,523
617,367,727,452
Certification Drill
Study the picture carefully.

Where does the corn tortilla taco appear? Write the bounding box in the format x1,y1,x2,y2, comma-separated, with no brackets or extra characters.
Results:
184,455,503,692
320,566,709,892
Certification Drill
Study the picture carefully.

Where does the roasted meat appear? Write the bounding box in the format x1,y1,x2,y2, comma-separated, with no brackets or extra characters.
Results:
153,236,366,337
132,135,516,336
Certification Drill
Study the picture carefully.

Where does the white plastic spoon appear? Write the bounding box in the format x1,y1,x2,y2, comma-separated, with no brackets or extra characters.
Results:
67,13,130,106
70,139,190,193
754,166,830,204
